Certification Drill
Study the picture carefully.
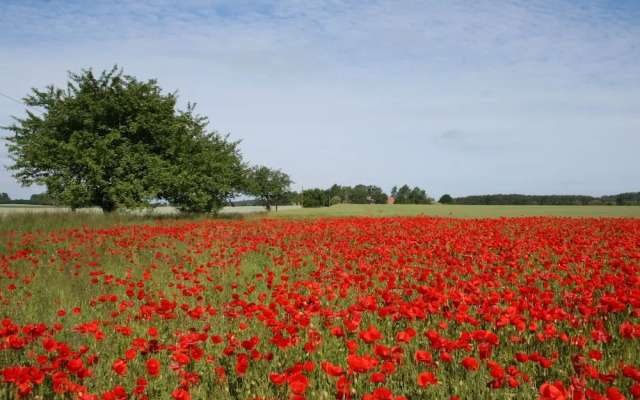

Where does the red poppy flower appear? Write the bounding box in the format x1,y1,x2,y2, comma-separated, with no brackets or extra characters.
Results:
370,372,386,383
417,372,437,388
347,354,378,373
321,362,344,377
111,359,127,376
539,381,568,400
461,357,479,371
172,389,190,400
146,359,160,377
236,353,249,376
414,350,432,364
588,350,602,361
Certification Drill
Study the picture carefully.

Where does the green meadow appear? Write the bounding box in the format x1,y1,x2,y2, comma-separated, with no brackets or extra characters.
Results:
268,204,640,219
1,204,638,234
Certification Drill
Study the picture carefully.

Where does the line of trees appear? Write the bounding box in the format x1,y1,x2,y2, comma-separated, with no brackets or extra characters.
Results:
391,185,433,205
0,192,56,205
300,184,433,208
453,193,640,206
2,66,294,213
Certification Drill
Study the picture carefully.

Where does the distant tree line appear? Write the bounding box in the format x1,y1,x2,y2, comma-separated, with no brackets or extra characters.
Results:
391,185,434,205
297,184,389,208
453,192,640,206
5,189,639,208
300,184,432,208
0,192,56,205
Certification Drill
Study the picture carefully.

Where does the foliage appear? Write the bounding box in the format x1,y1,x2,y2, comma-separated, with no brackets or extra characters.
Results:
323,184,388,204
280,191,299,206
326,184,347,204
605,192,640,206
348,184,370,204
365,185,388,204
245,165,293,211
302,188,328,207
438,194,455,204
454,193,640,206
330,195,342,206
0,192,55,205
393,184,432,204
158,108,247,214
3,66,246,214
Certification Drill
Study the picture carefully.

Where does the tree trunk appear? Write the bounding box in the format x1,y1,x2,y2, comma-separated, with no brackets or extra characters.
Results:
102,202,117,214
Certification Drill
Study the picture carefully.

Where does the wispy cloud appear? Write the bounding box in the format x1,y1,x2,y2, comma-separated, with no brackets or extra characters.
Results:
1,0,638,198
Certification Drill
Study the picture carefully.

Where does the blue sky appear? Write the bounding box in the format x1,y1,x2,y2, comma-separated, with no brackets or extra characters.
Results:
1,0,639,199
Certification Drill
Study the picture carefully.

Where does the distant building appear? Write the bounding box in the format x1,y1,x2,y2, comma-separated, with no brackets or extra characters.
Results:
387,197,395,205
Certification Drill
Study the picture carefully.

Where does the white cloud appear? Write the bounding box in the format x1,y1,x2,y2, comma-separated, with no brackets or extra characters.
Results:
0,0,638,198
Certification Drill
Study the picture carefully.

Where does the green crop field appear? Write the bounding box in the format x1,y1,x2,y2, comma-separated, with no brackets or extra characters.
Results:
1,204,638,234
267,204,640,219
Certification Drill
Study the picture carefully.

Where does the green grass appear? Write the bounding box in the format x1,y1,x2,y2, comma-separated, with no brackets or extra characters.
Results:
1,204,638,234
266,204,640,219
0,209,250,234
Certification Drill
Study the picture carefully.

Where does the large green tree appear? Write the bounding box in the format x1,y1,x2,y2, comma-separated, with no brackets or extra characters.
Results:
3,66,246,213
245,165,293,211
159,109,248,213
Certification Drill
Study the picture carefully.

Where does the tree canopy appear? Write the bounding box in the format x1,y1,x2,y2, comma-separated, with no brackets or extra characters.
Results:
245,165,293,211
301,188,328,208
392,184,432,204
3,66,247,213
438,194,455,204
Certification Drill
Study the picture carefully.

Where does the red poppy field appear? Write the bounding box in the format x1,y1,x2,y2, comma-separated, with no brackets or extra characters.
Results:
1,216,639,400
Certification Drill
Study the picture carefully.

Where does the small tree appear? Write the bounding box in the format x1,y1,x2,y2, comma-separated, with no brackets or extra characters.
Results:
302,188,327,208
245,166,293,211
438,194,455,204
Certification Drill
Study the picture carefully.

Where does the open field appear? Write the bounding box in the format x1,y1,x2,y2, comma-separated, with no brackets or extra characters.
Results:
271,204,640,219
2,204,638,219
0,215,639,399
1,204,637,235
